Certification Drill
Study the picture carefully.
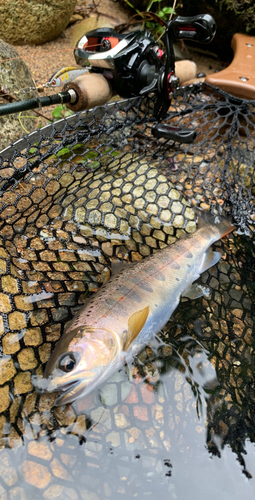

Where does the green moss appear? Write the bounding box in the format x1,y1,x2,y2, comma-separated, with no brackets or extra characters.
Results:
218,0,255,32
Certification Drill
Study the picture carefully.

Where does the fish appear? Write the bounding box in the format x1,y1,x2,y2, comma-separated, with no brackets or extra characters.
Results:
43,210,235,405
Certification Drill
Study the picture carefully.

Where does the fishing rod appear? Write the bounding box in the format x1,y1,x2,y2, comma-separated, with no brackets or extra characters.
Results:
0,14,216,143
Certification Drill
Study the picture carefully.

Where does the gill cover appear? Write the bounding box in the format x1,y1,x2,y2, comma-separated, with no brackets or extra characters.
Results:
44,327,120,405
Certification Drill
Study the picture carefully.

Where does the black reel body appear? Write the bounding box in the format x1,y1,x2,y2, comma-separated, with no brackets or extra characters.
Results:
74,14,216,143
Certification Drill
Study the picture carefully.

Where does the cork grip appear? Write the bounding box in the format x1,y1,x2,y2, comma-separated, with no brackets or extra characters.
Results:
65,60,197,111
175,60,197,85
183,34,255,100
65,73,112,112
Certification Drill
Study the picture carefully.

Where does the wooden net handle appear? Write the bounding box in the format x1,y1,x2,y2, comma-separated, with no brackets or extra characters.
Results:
205,33,255,99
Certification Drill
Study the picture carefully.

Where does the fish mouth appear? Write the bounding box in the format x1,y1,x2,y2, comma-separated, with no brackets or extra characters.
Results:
54,379,85,406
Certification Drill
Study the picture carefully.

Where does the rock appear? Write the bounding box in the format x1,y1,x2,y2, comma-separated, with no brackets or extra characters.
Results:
0,39,37,151
0,0,76,45
68,14,84,25
99,383,118,406
0,385,10,413
22,460,52,489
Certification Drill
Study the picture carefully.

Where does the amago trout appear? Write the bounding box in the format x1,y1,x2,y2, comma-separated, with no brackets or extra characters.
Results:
44,210,235,405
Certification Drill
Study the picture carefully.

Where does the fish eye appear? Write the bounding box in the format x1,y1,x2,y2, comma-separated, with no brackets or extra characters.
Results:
58,354,76,372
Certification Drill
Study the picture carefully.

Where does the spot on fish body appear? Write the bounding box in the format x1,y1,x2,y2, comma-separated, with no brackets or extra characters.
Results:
137,281,153,292
185,251,193,258
105,298,117,308
113,304,128,317
154,271,165,282
171,261,180,269
129,290,143,303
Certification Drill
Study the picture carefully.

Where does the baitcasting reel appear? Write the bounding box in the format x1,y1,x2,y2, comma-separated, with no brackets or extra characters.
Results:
69,14,216,142
0,14,216,143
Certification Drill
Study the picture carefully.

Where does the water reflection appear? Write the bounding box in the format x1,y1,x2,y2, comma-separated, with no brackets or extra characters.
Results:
0,233,254,499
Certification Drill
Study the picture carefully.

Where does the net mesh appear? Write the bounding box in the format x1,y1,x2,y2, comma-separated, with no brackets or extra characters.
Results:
0,83,254,495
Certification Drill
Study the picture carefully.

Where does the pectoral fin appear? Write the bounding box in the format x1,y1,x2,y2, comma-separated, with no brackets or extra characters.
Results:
123,305,150,352
183,283,210,300
200,249,222,274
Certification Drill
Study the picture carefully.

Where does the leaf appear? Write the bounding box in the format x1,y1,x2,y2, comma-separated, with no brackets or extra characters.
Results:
52,104,64,121
57,147,71,157
64,109,73,117
89,161,100,169
85,151,98,159
162,6,174,14
146,21,155,29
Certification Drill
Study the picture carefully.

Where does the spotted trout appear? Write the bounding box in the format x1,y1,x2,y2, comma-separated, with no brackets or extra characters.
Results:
44,210,234,405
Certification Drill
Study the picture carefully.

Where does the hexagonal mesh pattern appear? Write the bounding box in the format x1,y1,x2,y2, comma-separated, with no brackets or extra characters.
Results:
0,84,254,495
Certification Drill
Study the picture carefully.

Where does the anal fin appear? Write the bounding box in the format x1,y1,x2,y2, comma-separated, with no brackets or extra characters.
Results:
200,249,222,274
183,283,210,300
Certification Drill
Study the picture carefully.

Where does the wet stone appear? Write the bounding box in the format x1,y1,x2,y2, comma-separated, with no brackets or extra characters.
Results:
0,259,7,274
22,460,52,489
30,309,49,326
2,333,20,355
39,343,52,364
185,220,197,233
169,188,180,200
17,348,37,370
104,214,117,228
133,405,149,421
14,295,33,311
52,307,69,322
105,431,120,448
43,484,64,499
53,405,76,427
1,275,19,294
184,207,195,219
0,357,16,385
173,215,185,228
0,451,18,486
23,327,43,346
0,385,10,413
38,392,56,412
45,323,61,342
0,317,3,335
28,441,53,461
100,383,118,406
153,229,165,242
0,293,12,313
14,371,33,395
22,392,37,417
9,397,21,423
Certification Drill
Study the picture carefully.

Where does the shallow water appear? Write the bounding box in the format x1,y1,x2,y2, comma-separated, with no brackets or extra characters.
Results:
0,90,255,499
0,233,254,500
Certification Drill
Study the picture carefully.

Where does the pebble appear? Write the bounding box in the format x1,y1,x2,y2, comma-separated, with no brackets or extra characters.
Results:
28,441,53,461
99,384,118,406
22,460,51,489
105,431,120,448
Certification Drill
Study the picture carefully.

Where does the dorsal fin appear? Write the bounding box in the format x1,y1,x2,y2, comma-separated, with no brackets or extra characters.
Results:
123,305,150,352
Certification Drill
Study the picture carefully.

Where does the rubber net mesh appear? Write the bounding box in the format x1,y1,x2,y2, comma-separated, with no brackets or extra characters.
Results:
0,83,254,496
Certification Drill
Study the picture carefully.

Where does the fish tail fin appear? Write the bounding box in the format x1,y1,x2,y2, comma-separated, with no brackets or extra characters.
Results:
194,207,235,238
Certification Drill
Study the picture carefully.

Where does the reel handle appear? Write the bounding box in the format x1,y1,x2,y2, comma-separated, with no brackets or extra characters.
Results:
167,14,216,44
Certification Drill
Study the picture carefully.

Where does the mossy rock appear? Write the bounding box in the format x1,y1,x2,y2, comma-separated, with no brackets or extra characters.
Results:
0,0,76,45
0,39,37,151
